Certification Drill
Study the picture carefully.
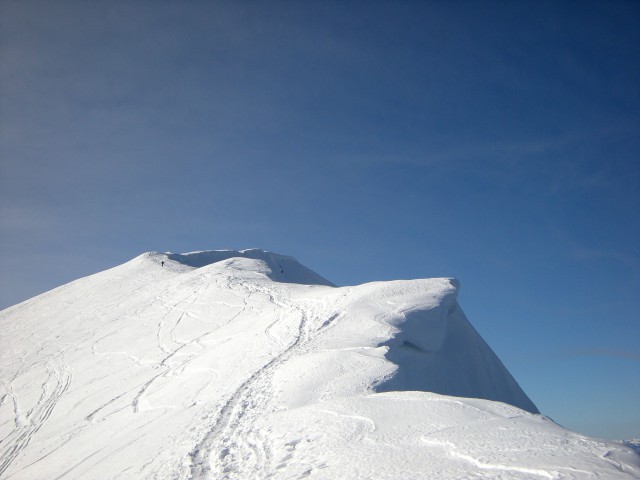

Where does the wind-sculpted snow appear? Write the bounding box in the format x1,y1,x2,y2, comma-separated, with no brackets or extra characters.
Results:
166,249,335,287
0,250,638,479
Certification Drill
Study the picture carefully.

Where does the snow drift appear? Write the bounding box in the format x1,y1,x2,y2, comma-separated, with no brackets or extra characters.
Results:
0,250,637,479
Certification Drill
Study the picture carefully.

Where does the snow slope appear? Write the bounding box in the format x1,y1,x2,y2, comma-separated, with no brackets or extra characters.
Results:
0,250,638,479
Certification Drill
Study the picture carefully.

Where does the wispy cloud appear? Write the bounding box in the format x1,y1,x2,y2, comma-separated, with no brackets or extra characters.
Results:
569,247,640,271
552,225,640,278
0,205,58,232
563,349,640,362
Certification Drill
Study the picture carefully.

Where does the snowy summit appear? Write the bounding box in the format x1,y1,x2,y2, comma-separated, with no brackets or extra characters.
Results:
0,249,638,479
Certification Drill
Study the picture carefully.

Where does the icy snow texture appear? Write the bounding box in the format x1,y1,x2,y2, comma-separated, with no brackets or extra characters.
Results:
0,250,638,479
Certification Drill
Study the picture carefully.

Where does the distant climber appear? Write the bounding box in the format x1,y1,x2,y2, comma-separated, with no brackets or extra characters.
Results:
161,261,165,267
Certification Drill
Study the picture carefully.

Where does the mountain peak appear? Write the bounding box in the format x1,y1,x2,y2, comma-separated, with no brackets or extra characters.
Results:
1,250,637,479
152,249,336,287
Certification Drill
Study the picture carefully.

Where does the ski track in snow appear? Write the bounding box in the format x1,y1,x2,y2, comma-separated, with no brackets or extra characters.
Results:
422,437,557,478
131,276,225,416
187,281,339,480
0,358,72,477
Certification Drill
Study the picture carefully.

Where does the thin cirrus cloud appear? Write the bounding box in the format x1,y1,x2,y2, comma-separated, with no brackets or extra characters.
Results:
564,349,640,362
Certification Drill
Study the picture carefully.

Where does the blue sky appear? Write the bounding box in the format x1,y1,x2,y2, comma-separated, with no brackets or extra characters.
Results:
1,0,638,440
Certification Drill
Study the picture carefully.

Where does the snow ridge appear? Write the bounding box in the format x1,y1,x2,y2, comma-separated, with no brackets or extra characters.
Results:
0,250,638,479
164,249,335,287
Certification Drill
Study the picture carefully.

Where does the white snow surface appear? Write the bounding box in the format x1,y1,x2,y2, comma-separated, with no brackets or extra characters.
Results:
0,250,638,479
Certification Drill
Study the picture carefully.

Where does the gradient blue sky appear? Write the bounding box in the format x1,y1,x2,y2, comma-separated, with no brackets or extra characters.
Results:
1,1,638,440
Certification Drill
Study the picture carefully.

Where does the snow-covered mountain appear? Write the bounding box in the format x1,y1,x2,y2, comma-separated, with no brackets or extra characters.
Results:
0,250,638,479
